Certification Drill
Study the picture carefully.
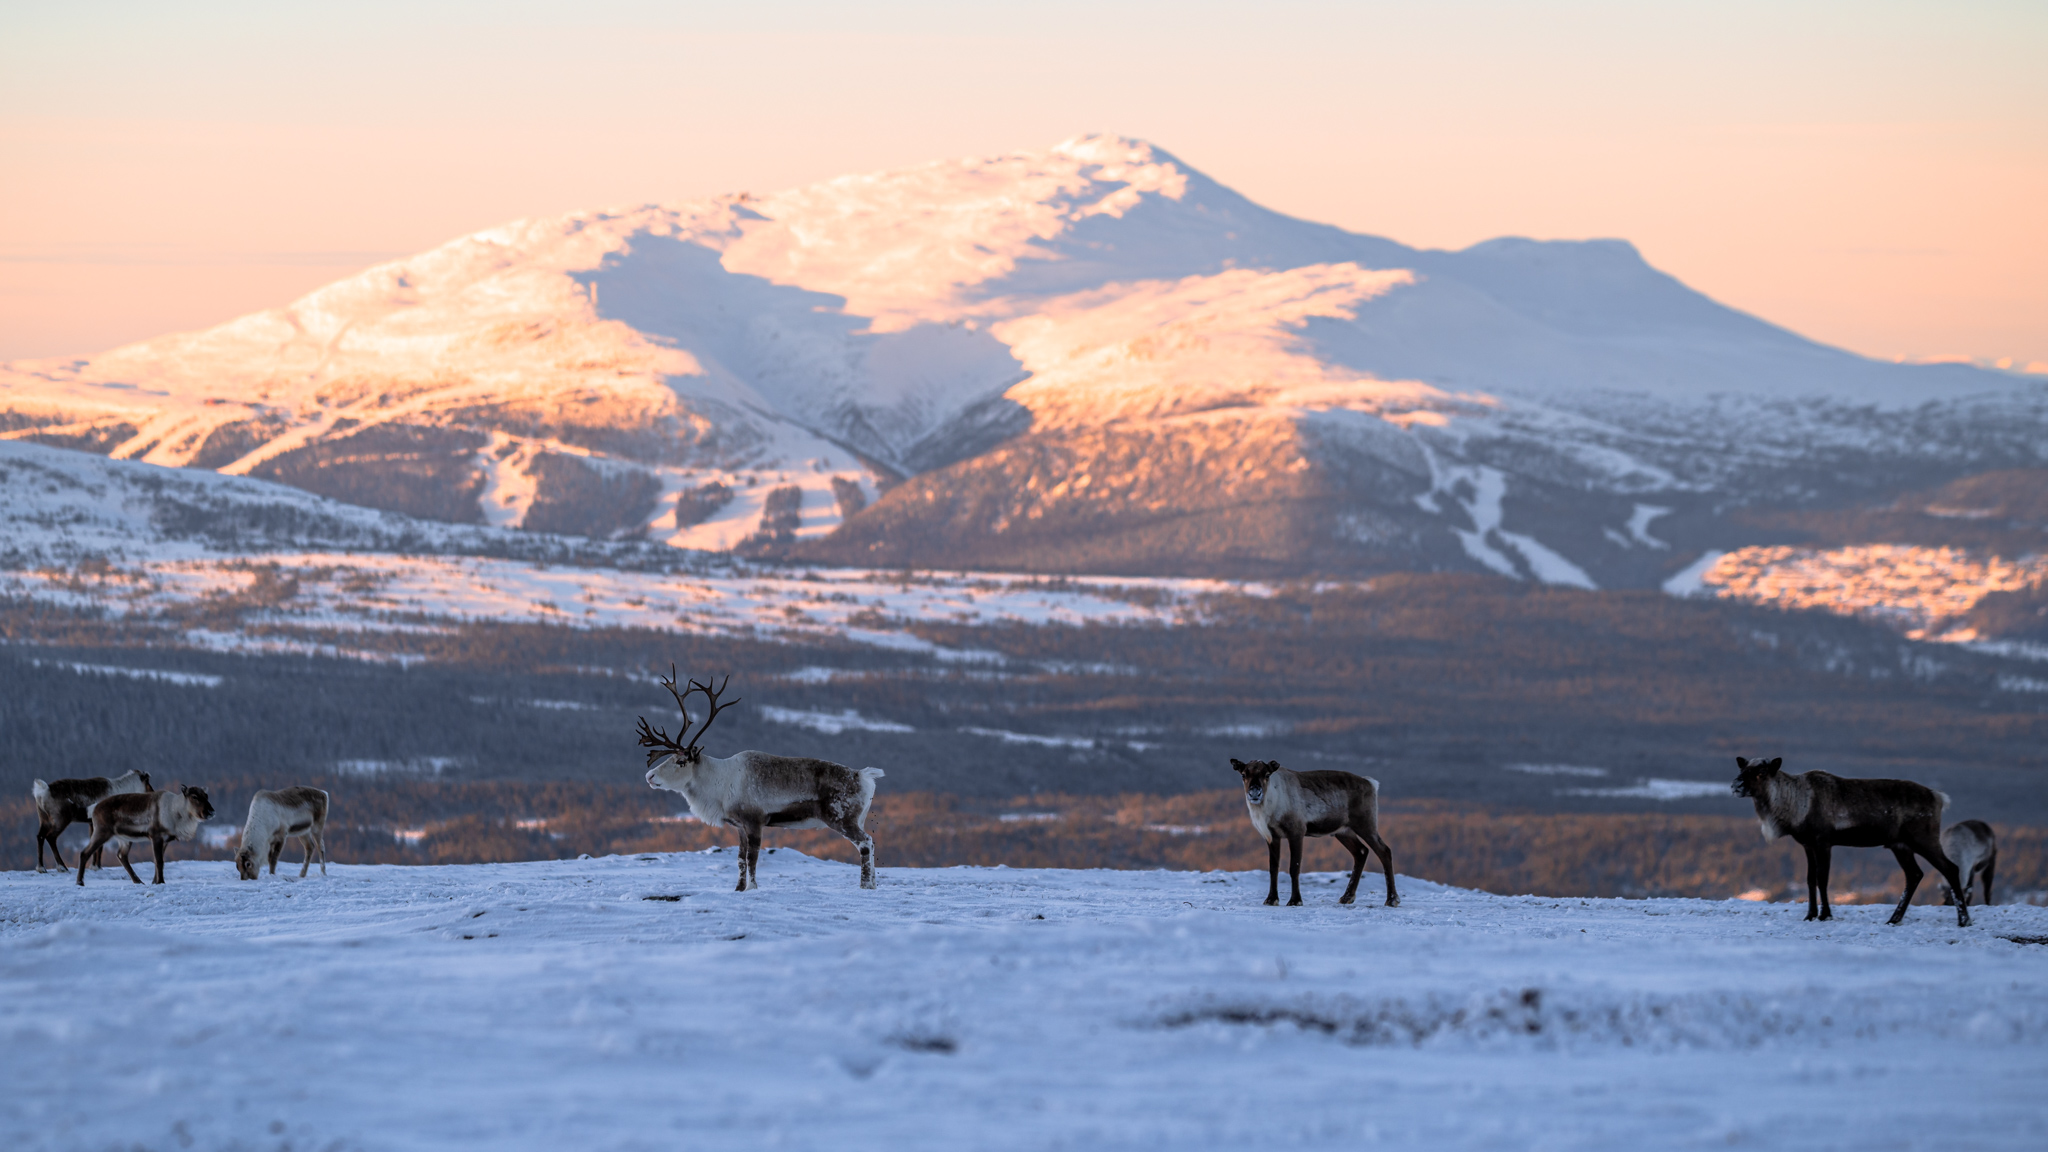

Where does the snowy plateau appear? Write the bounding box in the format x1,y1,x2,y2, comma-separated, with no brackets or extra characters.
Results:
3,852,2046,1151
4,134,2044,592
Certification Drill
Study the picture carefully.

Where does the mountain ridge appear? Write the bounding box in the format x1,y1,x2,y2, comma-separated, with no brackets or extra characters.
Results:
4,134,2042,585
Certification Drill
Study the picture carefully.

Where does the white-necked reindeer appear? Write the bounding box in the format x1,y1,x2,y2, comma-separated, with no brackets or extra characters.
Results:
638,670,884,891
32,769,152,872
236,787,330,880
1230,757,1399,908
75,785,214,886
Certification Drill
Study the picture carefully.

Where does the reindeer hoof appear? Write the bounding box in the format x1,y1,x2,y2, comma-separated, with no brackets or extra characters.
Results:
1385,896,1401,907
1286,897,1303,907
1263,896,1279,906
1339,893,1357,906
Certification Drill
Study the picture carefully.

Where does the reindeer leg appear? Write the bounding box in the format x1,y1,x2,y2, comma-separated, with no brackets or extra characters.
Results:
833,817,878,890
1798,843,1823,920
1285,831,1304,906
1264,837,1281,906
737,819,763,891
1365,830,1400,907
1816,844,1835,920
118,841,144,883
1981,860,1995,907
150,834,168,884
1887,847,1922,925
1334,831,1368,905
76,829,114,886
1921,846,1969,928
299,834,313,878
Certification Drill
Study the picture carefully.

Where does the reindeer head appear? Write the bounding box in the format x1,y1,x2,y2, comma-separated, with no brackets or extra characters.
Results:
136,770,154,792
181,784,215,821
1730,756,1782,799
1231,758,1278,805
637,667,741,790
235,844,260,881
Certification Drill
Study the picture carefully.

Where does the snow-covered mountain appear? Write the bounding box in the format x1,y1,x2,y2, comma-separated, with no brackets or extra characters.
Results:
5,135,2042,584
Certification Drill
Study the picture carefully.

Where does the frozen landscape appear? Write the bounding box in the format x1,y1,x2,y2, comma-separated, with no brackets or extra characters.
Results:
6,135,2042,587
2,852,2044,1150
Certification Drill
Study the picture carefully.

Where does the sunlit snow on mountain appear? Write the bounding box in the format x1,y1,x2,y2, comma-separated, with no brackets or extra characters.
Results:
4,134,2043,592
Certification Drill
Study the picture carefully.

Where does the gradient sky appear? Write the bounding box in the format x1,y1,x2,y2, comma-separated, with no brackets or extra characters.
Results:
3,0,2044,368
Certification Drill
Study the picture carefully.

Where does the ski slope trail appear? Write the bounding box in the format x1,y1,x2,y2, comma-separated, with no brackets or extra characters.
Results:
3,852,2044,1150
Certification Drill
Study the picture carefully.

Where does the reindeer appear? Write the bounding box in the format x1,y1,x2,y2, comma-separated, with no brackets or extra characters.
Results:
235,787,331,880
1229,758,1399,908
637,669,884,891
75,785,214,886
1939,819,1997,908
31,770,152,872
1730,757,1969,927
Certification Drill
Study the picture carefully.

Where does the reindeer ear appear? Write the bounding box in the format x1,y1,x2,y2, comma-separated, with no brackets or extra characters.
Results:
1765,758,1782,772
1230,758,1247,771
1735,757,1749,769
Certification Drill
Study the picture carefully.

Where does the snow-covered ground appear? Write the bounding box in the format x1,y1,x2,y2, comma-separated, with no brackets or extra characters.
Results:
0,551,1230,655
3,852,2043,1150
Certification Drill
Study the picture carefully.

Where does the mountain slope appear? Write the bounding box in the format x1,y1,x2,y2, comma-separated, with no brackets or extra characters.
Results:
4,135,2042,584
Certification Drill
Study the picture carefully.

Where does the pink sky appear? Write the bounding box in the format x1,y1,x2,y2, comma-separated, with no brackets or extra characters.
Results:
3,1,2043,369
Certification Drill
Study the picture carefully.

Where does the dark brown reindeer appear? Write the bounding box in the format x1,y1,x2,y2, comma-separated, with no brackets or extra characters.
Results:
32,770,152,872
75,785,214,886
1230,758,1399,908
1940,820,1997,908
1730,757,1969,927
638,669,884,891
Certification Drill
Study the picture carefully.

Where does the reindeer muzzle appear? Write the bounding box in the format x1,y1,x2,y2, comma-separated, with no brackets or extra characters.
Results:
1246,786,1265,804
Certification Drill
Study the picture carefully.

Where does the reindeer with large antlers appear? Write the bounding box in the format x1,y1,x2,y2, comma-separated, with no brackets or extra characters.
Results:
638,669,885,891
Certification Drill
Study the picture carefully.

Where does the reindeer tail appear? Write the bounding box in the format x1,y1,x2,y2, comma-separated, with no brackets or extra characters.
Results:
854,768,885,820
32,779,49,804
1936,789,1952,815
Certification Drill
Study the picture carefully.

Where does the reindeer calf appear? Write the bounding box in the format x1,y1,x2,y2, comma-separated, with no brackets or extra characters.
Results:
32,770,152,872
1230,758,1399,907
1731,757,1968,927
75,785,214,886
236,787,330,880
1940,820,1997,908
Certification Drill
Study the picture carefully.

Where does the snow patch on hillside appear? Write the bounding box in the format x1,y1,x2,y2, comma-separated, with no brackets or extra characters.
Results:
1688,544,2048,640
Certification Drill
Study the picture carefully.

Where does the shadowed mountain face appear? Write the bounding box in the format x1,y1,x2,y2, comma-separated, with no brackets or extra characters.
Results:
3,135,2042,584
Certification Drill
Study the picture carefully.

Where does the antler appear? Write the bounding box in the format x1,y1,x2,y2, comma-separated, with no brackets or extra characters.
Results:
634,664,695,767
683,674,741,755
634,667,743,766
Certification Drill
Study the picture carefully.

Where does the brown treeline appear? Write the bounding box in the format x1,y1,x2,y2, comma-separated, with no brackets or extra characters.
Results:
9,780,2041,904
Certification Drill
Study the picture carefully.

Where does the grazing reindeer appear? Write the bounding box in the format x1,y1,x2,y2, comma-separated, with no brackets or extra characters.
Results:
32,770,152,872
1229,758,1399,908
236,787,331,880
1940,820,1997,908
638,669,884,891
75,785,214,886
1730,757,1969,927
